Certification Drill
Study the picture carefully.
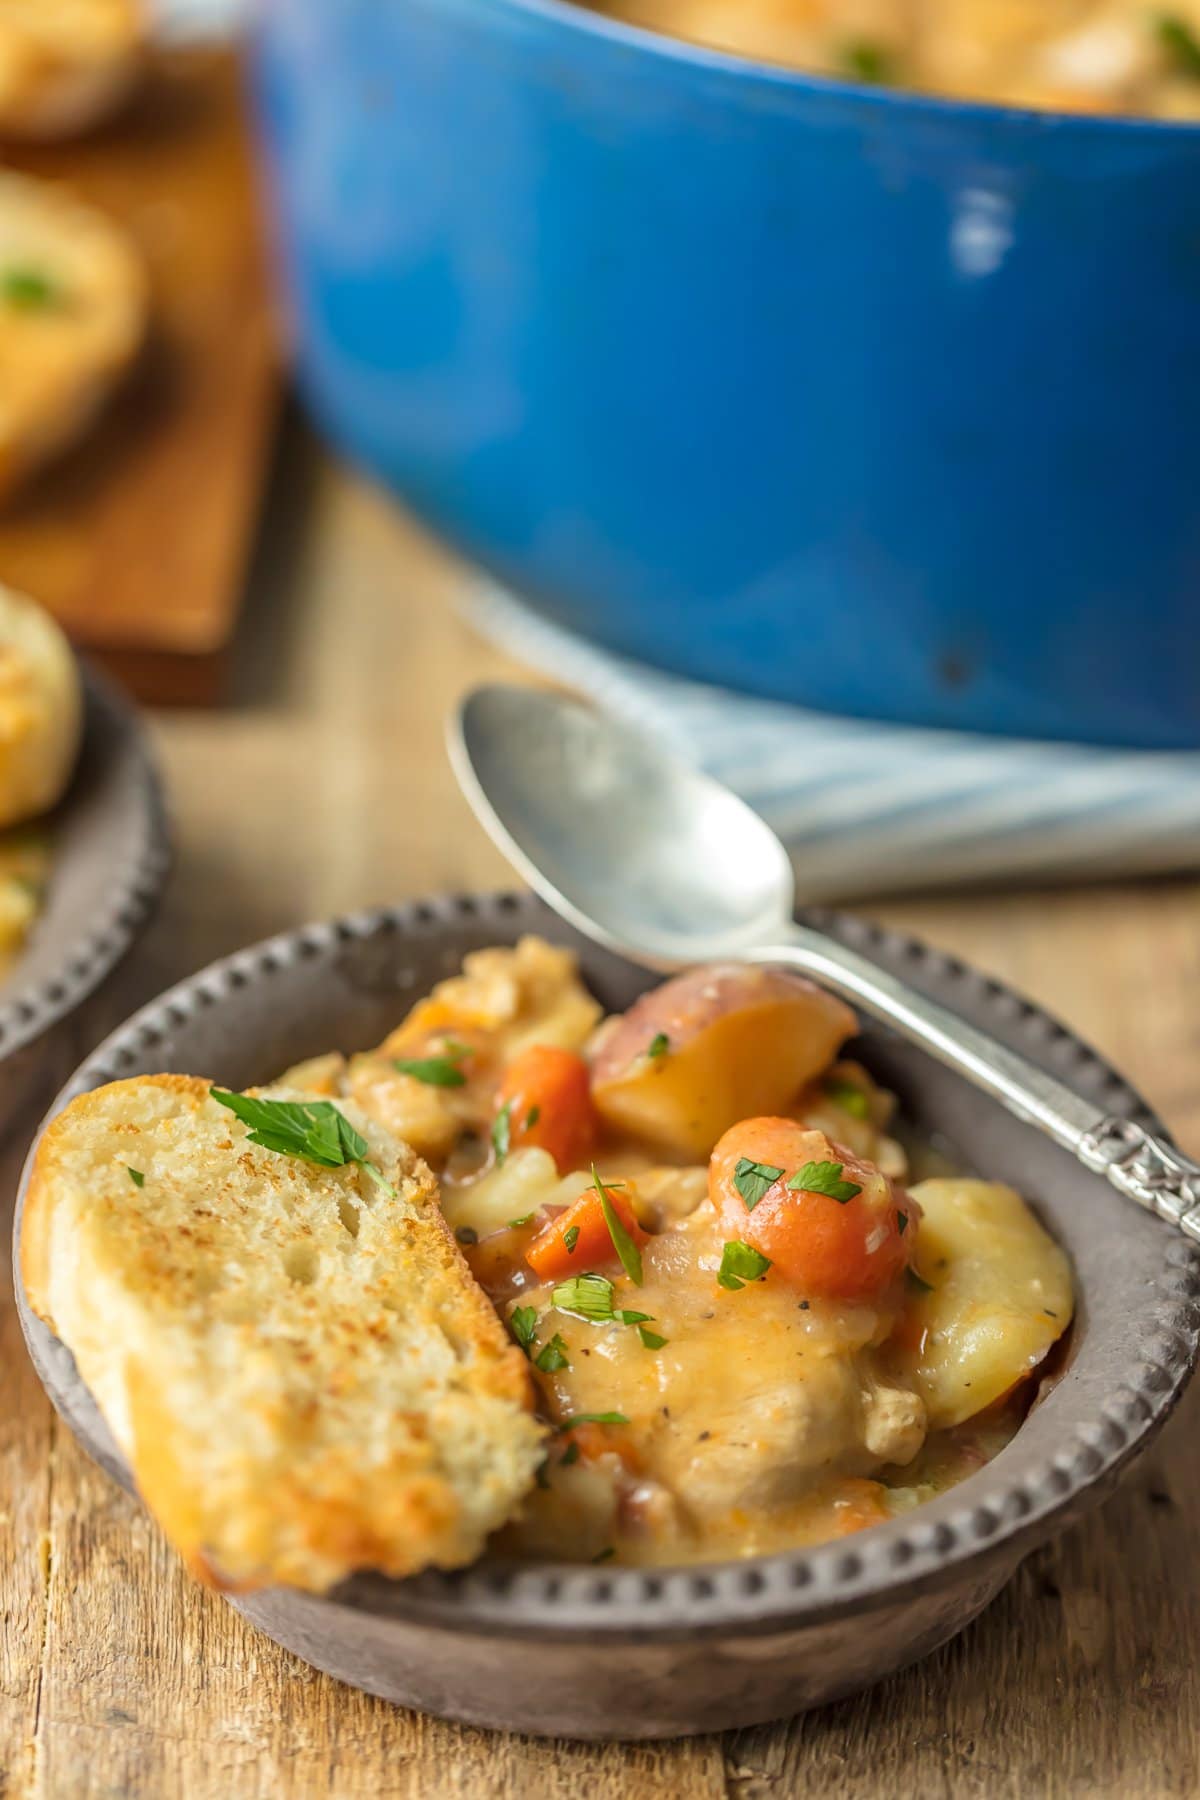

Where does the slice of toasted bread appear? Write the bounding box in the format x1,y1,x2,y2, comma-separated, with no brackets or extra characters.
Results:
0,582,82,830
0,0,146,140
21,1074,545,1593
0,172,146,502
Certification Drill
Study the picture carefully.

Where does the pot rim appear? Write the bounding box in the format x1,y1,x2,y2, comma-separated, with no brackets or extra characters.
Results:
439,0,1200,137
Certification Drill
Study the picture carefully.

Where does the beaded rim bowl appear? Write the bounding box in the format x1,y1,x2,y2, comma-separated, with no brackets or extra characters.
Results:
0,669,169,1130
14,892,1200,1736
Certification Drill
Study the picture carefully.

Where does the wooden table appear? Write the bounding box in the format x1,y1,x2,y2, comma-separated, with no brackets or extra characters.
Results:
5,431,1200,1797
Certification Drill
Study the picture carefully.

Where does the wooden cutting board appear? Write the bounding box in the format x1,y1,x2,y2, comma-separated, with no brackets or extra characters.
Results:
0,46,280,705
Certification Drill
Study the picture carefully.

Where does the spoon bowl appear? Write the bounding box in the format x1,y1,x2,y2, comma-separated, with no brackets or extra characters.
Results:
451,684,794,966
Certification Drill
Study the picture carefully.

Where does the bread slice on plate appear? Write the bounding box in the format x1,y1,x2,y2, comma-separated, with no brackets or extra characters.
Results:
0,171,146,502
0,582,82,830
0,0,146,139
21,1074,546,1594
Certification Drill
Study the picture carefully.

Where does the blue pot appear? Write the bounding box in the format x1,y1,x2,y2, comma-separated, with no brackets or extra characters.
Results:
251,0,1200,746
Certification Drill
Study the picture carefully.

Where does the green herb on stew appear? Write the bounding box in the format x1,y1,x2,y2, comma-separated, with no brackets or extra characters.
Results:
840,37,896,82
552,1271,618,1321
525,1104,541,1129
559,1440,580,1467
717,1241,772,1291
824,1075,870,1120
1,267,60,311
594,1164,643,1285
733,1157,783,1211
392,1042,471,1087
210,1089,395,1196
563,1225,581,1253
127,1167,145,1188
508,1213,535,1228
556,1411,629,1432
637,1325,668,1350
647,1032,670,1060
491,1100,513,1165
534,1333,571,1373
787,1159,862,1203
1156,12,1200,76
509,1305,538,1351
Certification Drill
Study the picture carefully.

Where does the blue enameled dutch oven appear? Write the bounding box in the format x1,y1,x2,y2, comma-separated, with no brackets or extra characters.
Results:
251,0,1200,747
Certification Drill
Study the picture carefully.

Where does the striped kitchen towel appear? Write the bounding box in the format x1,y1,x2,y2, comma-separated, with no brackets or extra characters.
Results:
467,582,1200,902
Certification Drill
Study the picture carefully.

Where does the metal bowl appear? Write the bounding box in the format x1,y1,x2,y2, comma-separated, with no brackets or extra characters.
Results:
0,668,169,1137
14,892,1200,1738
251,0,1200,746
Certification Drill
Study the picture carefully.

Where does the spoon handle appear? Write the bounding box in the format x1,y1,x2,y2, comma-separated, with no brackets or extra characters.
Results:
752,926,1200,1241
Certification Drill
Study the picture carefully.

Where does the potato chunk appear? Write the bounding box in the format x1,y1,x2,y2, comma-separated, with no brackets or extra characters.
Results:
590,964,856,1160
900,1179,1073,1428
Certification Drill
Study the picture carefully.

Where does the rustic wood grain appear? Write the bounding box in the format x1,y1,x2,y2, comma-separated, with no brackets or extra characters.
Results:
5,441,1200,1796
0,47,279,705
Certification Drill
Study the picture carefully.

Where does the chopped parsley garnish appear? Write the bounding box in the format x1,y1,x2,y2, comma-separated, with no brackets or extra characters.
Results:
211,1089,394,1196
594,1165,643,1285
647,1032,670,1060
906,1267,935,1295
897,1210,908,1236
787,1159,862,1204
1156,12,1200,76
127,1167,145,1188
734,1157,783,1212
717,1241,772,1291
637,1325,668,1350
509,1305,538,1350
2,267,59,311
840,38,896,82
556,1411,629,1432
563,1225,580,1253
534,1333,571,1373
392,1041,470,1087
525,1104,541,1129
491,1100,513,1165
824,1075,870,1120
553,1271,619,1321
508,1213,535,1228
559,1440,580,1467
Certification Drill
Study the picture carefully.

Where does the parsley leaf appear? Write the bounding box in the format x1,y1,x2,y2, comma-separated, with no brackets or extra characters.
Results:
392,1042,469,1087
2,267,59,311
508,1213,535,1228
509,1305,538,1350
647,1032,670,1060
717,1241,772,1291
534,1332,571,1372
841,37,896,82
525,1104,541,1129
734,1157,783,1212
210,1089,394,1196
559,1440,580,1467
127,1167,145,1188
552,1271,617,1322
594,1164,643,1285
637,1325,668,1349
491,1101,513,1165
556,1411,629,1432
1156,12,1200,76
563,1225,580,1253
824,1075,870,1120
787,1159,862,1203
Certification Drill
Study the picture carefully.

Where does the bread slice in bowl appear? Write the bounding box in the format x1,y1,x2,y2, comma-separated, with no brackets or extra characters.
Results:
21,1074,545,1593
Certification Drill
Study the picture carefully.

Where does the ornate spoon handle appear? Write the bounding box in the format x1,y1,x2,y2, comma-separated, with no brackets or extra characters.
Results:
748,926,1200,1242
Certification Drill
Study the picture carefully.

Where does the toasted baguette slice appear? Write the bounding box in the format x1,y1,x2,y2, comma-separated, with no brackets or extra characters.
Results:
21,1074,545,1593
0,582,82,830
0,172,146,502
0,0,145,140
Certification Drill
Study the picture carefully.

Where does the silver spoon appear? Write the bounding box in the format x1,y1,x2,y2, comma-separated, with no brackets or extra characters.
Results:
450,682,1200,1239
